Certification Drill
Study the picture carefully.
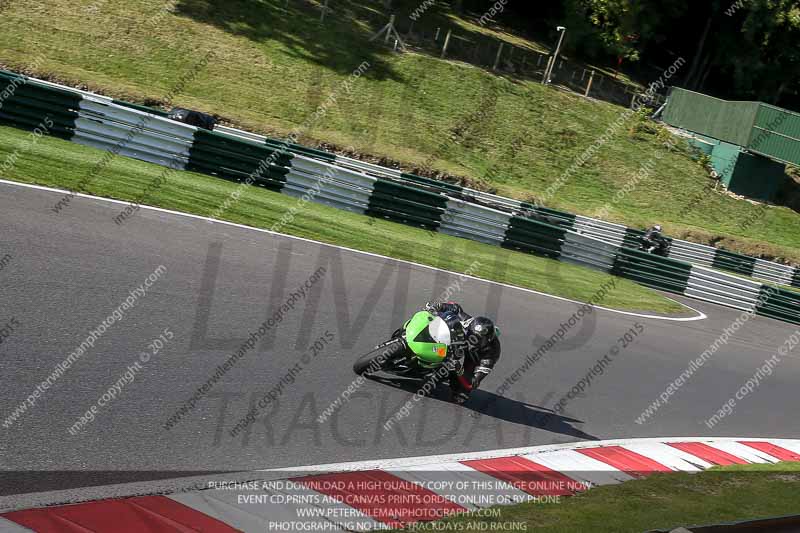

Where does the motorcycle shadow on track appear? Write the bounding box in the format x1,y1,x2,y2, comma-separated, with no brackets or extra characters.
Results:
369,376,597,442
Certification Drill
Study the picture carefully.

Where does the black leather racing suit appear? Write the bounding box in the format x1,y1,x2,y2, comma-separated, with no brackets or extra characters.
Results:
428,302,501,398
642,227,666,253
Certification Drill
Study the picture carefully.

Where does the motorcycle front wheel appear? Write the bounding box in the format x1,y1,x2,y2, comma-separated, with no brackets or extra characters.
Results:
353,338,407,376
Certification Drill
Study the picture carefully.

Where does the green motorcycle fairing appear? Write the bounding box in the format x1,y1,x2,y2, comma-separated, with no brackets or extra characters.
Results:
403,311,450,368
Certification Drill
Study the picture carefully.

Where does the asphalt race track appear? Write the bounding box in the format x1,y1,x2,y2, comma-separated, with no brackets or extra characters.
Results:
1,181,799,501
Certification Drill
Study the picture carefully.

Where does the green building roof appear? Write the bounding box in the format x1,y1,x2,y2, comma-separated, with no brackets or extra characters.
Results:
664,87,800,167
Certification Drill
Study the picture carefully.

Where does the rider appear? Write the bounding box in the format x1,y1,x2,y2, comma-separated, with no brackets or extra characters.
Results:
425,301,501,404
642,224,666,253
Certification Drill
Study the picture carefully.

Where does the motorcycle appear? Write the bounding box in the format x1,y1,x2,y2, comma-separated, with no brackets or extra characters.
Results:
639,234,671,257
353,309,465,388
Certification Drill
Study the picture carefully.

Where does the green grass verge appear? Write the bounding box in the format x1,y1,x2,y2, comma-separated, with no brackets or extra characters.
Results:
1,0,799,264
395,462,800,533
0,125,685,314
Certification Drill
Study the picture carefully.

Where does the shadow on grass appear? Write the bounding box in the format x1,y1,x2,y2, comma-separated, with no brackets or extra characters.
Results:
174,0,401,82
174,0,640,114
370,375,598,442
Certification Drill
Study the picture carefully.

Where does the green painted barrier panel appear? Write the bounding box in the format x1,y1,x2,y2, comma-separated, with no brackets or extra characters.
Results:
502,216,565,258
793,268,800,288
187,130,291,190
755,286,800,325
186,156,289,189
193,130,293,166
366,179,446,230
368,194,444,220
764,287,800,306
0,76,79,140
264,138,336,162
612,249,692,293
621,228,645,249
712,249,756,277
366,205,442,229
518,202,576,228
400,172,463,194
112,100,170,117
374,178,449,208
189,146,290,177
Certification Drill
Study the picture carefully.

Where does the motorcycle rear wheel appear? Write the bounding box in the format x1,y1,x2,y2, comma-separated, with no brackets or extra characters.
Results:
353,338,407,376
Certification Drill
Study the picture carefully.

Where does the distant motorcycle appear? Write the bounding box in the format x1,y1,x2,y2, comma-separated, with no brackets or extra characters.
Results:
639,234,671,257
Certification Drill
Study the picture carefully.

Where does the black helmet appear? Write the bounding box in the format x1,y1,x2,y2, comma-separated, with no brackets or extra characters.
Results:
466,317,496,349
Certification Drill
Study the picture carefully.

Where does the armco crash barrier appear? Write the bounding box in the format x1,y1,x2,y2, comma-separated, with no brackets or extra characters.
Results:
335,156,798,288
186,129,291,190
611,248,692,294
4,68,798,287
367,179,448,231
0,71,79,141
1,69,800,324
757,286,800,326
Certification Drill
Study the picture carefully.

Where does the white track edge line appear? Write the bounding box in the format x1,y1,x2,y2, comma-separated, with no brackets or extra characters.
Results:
0,178,706,322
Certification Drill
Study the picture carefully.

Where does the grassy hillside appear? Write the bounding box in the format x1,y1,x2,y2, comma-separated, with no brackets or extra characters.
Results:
0,125,685,313
2,0,800,263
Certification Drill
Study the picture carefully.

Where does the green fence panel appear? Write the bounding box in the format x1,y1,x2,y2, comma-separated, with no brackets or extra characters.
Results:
663,88,758,147
502,216,566,258
793,268,800,288
712,249,756,277
749,104,800,166
663,88,800,167
762,295,800,317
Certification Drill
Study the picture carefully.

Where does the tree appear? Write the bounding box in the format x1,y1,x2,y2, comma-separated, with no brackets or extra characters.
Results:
731,0,800,103
563,0,687,61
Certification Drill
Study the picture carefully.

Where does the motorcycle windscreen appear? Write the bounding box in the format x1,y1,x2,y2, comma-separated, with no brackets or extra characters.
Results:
405,311,448,365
